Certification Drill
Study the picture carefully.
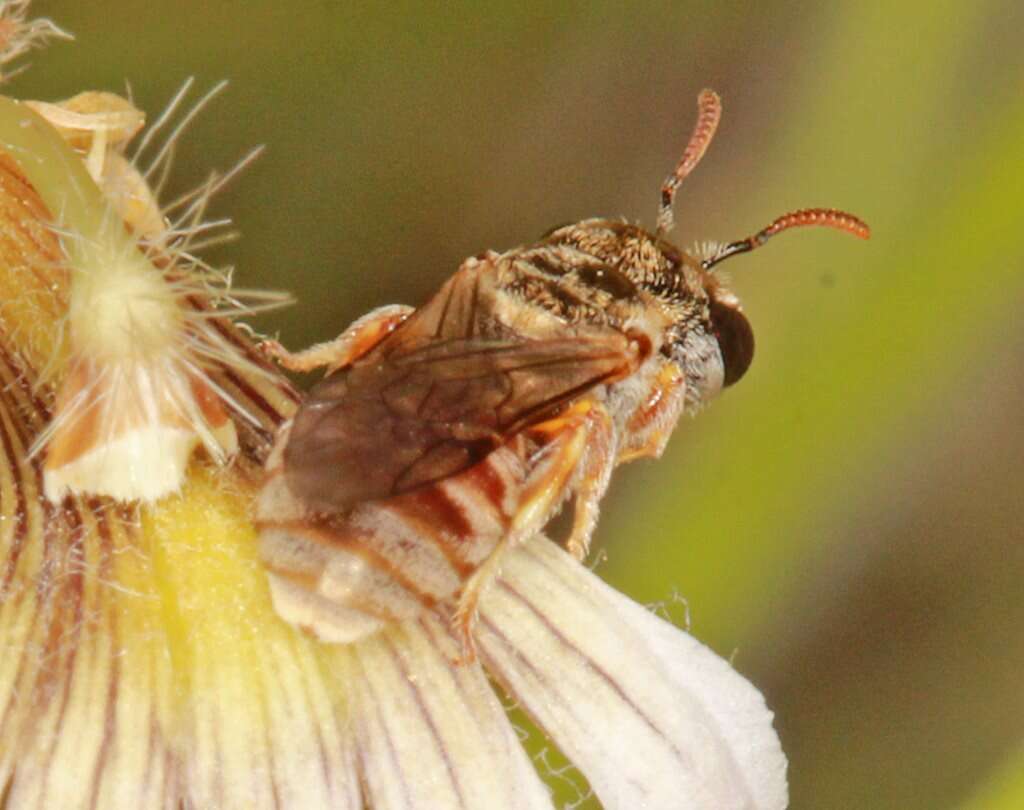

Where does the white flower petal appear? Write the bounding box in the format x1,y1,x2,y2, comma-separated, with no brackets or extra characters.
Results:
348,615,554,810
183,637,362,810
478,537,788,810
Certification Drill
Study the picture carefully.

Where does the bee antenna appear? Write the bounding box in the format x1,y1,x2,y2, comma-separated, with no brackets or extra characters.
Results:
656,89,722,238
701,207,871,271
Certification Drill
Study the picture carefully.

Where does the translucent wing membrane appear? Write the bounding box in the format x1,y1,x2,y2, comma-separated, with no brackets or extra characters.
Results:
284,334,635,510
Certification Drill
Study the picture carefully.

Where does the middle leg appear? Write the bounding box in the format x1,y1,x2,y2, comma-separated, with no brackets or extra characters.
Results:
452,398,612,659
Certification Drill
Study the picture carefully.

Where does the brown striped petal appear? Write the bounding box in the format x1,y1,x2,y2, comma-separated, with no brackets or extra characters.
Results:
479,537,789,810
347,615,554,810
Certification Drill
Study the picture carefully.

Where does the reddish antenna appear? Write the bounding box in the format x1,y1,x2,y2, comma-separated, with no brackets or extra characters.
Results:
702,207,871,271
657,89,722,237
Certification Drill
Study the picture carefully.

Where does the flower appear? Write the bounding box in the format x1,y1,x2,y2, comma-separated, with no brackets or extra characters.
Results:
18,82,281,504
0,8,787,809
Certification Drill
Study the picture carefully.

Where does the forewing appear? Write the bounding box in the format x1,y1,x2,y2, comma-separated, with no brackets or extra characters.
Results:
283,334,633,511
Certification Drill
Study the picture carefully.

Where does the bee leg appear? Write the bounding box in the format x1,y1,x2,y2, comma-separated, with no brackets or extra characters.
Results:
565,403,616,561
259,304,413,373
452,401,596,662
617,362,686,464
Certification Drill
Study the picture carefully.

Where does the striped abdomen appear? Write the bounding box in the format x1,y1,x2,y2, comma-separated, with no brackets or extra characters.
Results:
254,421,528,643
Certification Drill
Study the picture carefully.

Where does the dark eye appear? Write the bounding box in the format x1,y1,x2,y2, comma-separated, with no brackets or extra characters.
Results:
576,265,637,300
709,299,754,387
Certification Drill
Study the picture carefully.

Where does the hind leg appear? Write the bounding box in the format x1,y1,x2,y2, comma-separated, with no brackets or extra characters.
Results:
260,304,413,374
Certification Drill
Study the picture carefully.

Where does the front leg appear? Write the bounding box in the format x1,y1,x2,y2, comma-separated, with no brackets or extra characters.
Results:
259,304,413,374
616,362,686,464
453,398,611,659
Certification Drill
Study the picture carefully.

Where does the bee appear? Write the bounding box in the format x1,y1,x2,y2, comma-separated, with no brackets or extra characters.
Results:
254,89,869,657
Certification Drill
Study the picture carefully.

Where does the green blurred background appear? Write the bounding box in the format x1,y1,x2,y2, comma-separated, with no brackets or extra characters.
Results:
21,1,1024,807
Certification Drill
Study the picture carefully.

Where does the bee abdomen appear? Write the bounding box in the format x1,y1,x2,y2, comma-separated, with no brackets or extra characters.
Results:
255,436,525,643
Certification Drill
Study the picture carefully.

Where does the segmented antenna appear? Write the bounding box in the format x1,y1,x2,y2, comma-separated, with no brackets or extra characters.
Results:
656,89,722,237
702,207,870,271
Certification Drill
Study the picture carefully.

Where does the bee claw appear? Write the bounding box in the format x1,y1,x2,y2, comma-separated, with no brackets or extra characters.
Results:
567,537,588,561
258,339,286,360
451,605,479,666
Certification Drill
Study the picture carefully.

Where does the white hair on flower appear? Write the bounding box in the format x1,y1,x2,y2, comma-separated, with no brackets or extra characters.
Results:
20,80,290,503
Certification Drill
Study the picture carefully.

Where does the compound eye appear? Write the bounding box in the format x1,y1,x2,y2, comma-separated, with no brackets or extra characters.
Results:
576,264,638,300
710,298,754,387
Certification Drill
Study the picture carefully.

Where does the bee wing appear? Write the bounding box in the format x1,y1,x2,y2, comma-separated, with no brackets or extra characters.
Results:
283,333,635,511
